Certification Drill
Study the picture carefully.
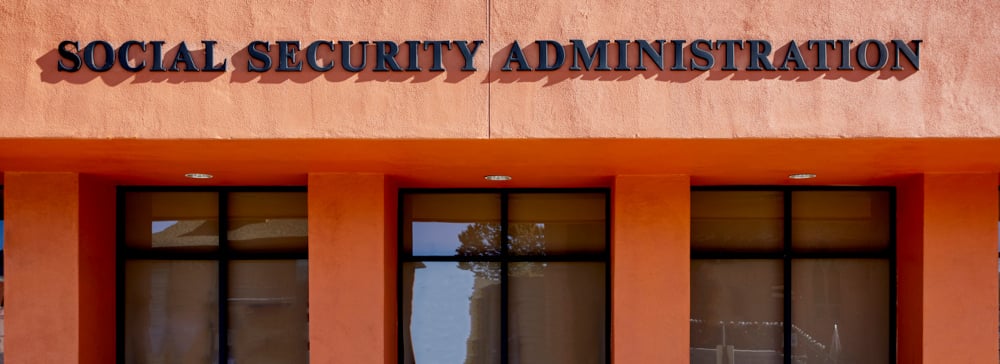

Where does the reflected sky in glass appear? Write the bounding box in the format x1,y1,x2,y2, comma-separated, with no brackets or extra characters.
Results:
412,222,481,256
410,262,479,363
152,220,177,234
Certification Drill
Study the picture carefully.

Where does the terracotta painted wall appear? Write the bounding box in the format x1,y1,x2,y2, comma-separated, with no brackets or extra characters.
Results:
1,173,998,363
1,2,998,363
308,173,396,364
897,173,999,363
612,175,690,362
0,1,997,139
3,173,116,364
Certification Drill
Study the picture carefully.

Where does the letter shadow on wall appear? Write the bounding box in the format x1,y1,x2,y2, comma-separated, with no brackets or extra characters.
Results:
228,42,475,84
706,41,919,82
484,41,918,86
38,44,226,85
39,42,476,85
485,41,701,86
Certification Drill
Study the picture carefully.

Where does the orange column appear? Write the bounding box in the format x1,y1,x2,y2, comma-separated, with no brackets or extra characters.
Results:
4,172,115,364
897,173,999,363
612,175,690,362
308,173,397,364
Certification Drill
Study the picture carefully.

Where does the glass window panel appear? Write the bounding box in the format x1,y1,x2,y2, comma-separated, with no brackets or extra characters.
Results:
403,262,501,364
508,262,606,364
691,260,784,364
791,191,891,252
228,192,307,253
791,259,889,363
228,260,309,364
507,193,606,256
404,194,501,256
124,260,219,364
125,192,220,252
691,191,784,252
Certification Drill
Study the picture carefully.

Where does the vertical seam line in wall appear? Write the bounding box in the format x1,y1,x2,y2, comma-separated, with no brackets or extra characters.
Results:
487,0,492,139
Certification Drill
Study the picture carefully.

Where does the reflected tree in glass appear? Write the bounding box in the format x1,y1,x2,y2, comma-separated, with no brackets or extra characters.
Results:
453,222,549,364
456,223,547,279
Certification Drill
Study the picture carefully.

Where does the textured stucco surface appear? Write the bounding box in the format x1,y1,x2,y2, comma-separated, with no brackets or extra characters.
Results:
896,174,1000,363
0,0,997,139
0,0,489,139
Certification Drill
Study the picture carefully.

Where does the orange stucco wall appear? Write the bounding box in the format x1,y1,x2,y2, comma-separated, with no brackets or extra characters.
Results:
1,172,998,363
896,175,924,364
4,173,115,364
0,1,996,139
0,0,998,363
897,174,999,363
308,173,396,364
612,175,690,362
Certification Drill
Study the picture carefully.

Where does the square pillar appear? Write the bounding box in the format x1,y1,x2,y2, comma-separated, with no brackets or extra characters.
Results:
4,172,115,364
612,175,690,362
308,173,396,364
897,173,999,363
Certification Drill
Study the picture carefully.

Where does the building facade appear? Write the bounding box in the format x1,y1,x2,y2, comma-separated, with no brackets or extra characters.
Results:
1,0,999,363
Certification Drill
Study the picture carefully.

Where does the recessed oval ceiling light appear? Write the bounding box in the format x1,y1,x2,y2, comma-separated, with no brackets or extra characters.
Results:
788,173,817,180
484,175,512,181
184,173,214,179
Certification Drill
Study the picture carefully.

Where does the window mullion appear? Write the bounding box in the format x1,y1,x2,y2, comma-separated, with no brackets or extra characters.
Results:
889,191,898,364
499,191,510,364
218,192,230,364
783,190,793,364
115,189,126,364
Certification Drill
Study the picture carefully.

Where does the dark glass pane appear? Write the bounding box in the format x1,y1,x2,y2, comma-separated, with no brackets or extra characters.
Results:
791,259,889,363
228,260,309,364
124,260,219,364
509,262,606,364
791,191,891,252
691,191,784,253
228,192,307,253
507,193,606,256
403,262,500,364
404,194,501,257
691,260,783,364
125,192,219,252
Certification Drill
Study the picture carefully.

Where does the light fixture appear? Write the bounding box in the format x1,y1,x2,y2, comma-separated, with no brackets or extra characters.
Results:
484,175,512,181
788,173,817,180
184,173,214,179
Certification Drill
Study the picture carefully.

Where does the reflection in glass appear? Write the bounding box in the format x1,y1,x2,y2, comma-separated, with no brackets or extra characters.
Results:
791,259,889,363
228,192,307,252
791,191,891,252
405,194,501,256
508,193,606,255
691,191,784,252
691,260,783,364
509,262,606,364
125,260,219,364
228,260,309,364
125,192,220,251
403,262,501,364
